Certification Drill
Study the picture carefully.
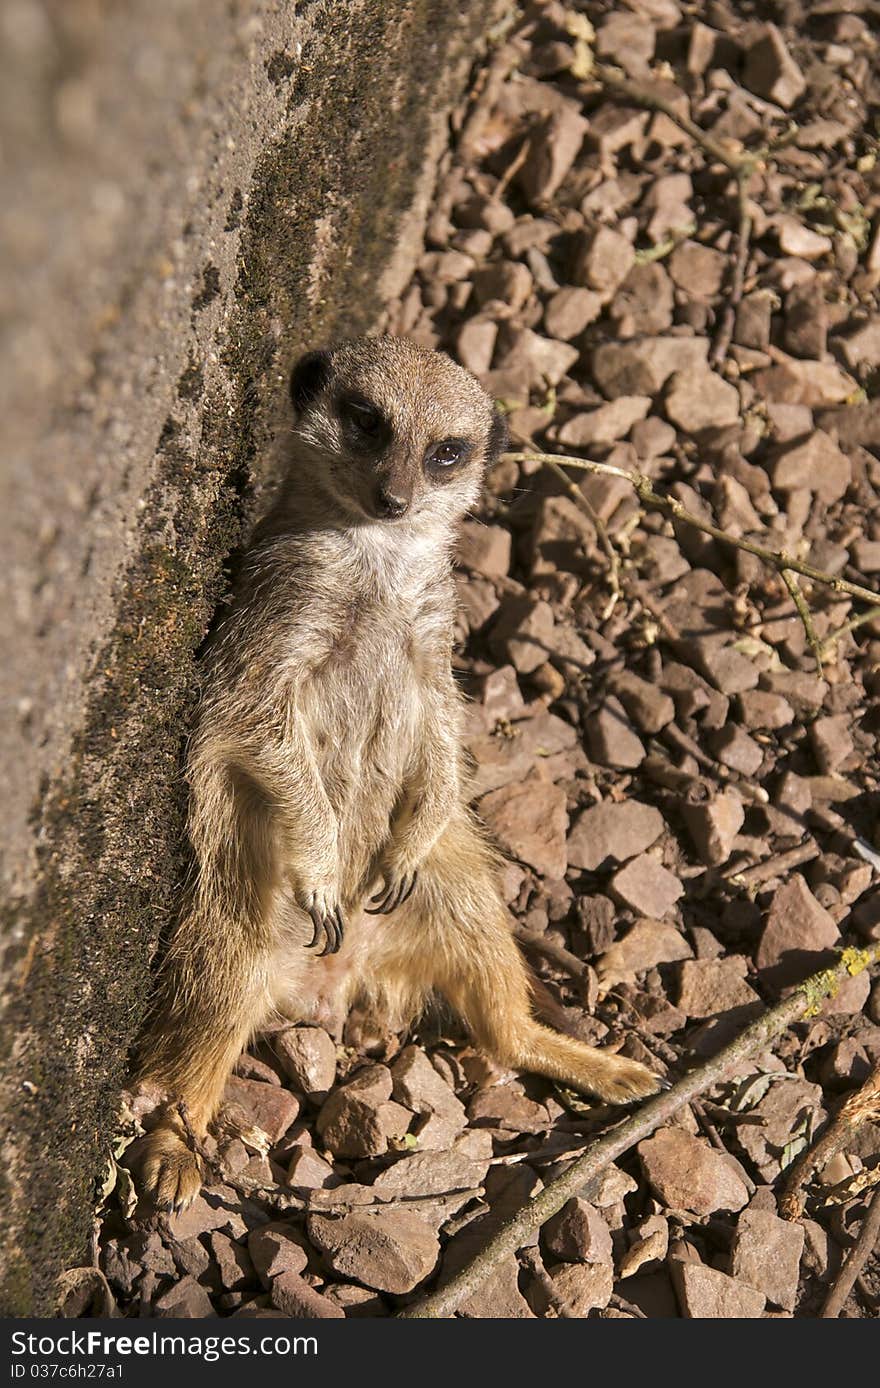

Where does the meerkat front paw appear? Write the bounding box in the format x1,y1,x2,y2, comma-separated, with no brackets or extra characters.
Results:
366,862,418,915
297,883,345,955
131,1124,204,1212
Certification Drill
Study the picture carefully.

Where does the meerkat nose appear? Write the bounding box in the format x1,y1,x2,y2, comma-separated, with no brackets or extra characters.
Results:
374,484,409,520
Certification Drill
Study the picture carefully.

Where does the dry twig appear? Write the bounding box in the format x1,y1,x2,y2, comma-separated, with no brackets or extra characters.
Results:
780,1064,880,1222
397,946,879,1318
821,1186,880,1318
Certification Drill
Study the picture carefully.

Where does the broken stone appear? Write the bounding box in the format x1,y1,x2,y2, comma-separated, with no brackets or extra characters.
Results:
287,1145,339,1190
681,789,744,866
572,226,636,299
543,287,602,340
735,292,773,350
618,1216,669,1278
753,358,857,408
743,24,806,109
153,1276,214,1318
490,595,556,674
776,217,831,260
223,1077,300,1145
738,690,794,730
457,521,512,578
639,1128,750,1215
771,430,852,505
730,1208,804,1311
610,262,674,337
557,395,651,447
676,956,759,1017
307,1209,440,1295
472,260,533,312
756,875,839,987
671,1260,766,1318
809,714,854,773
547,1260,614,1315
478,779,568,878
518,107,589,204
271,1272,344,1318
609,670,675,734
711,723,764,777
666,369,740,434
543,1198,613,1264
593,335,709,398
611,855,683,918
784,280,827,359
596,919,692,990
390,1045,468,1148
668,240,726,298
456,318,498,377
274,1027,337,1099
315,1065,410,1160
567,800,664,872
585,695,645,769
247,1224,309,1288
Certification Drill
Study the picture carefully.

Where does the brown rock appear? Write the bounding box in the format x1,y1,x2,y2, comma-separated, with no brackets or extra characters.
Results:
316,1064,404,1159
567,800,664,872
496,328,579,388
286,1146,338,1190
639,1128,750,1215
518,106,588,204
735,292,773,350
248,1224,309,1288
609,670,675,734
271,1271,344,1318
307,1209,439,1295
756,875,839,986
711,723,764,776
772,430,852,505
543,287,602,340
153,1276,214,1318
471,260,533,311
743,24,806,109
530,494,596,578
275,1026,337,1099
543,1198,612,1264
665,369,740,434
390,1045,467,1148
776,218,830,261
596,919,692,989
490,595,556,674
593,335,709,398
611,855,683,918
681,789,744,866
547,1260,614,1315
671,1261,765,1318
784,280,826,359
557,396,651,447
208,1231,255,1292
676,956,759,1017
223,1077,300,1145
457,521,512,578
456,318,497,377
479,779,568,879
753,358,856,408
668,240,726,298
810,714,854,773
610,262,674,336
738,690,794,730
573,226,636,298
730,1208,804,1311
585,695,645,769
761,670,827,716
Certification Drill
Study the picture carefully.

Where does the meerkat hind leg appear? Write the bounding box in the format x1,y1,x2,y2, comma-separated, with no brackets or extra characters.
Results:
402,816,662,1104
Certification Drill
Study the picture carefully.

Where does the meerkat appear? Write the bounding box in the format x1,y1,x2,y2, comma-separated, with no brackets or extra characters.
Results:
134,335,661,1210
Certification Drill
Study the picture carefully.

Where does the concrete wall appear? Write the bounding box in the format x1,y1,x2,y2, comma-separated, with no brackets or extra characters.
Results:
0,0,491,1313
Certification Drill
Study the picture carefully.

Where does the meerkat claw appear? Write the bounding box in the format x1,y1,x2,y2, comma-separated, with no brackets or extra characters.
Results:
307,904,345,955
366,870,417,915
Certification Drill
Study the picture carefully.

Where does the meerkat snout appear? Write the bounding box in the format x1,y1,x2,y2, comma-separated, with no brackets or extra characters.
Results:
288,335,508,526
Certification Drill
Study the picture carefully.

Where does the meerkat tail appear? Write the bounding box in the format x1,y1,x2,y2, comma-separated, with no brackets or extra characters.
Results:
403,812,662,1105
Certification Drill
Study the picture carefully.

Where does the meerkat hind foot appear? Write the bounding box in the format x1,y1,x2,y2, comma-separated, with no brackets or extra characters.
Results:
134,1124,204,1213
568,1049,662,1105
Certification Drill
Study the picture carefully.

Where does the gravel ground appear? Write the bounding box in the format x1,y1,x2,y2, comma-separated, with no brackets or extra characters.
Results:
91,0,880,1319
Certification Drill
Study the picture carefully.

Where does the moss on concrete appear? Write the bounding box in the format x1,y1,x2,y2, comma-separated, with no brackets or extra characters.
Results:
0,0,491,1314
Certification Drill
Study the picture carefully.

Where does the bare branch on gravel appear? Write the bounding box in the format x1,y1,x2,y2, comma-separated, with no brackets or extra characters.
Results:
724,839,821,890
821,1185,880,1318
780,1064,880,1222
510,451,880,627
781,568,824,672
397,946,879,1318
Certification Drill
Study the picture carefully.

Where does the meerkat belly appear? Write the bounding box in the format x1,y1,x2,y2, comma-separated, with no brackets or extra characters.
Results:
300,637,423,881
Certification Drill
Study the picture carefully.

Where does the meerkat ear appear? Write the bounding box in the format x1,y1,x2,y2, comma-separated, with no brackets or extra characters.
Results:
486,409,509,465
290,349,332,413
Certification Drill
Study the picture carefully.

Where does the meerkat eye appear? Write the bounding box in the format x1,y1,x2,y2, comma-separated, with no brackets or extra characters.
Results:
341,397,383,436
425,439,468,473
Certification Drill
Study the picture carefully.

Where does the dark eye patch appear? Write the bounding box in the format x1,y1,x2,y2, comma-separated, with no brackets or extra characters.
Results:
339,394,387,441
424,438,470,477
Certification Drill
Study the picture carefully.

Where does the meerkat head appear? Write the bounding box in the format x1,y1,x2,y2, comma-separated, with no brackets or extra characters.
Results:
288,335,508,529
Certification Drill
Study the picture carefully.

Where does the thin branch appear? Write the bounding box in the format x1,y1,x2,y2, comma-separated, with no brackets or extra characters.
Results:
509,452,880,611
781,568,824,672
821,1186,880,1318
541,456,621,615
779,1064,880,1221
724,839,820,891
397,945,879,1318
819,602,880,658
711,170,753,367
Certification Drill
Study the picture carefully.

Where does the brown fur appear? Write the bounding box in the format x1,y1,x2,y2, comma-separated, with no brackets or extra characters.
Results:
134,336,660,1210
